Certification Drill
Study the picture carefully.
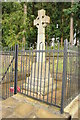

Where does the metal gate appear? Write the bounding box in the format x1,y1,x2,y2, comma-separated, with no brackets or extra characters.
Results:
1,46,16,99
18,42,63,110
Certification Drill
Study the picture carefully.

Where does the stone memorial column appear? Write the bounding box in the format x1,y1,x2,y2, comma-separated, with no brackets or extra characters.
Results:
23,9,55,96
34,9,50,62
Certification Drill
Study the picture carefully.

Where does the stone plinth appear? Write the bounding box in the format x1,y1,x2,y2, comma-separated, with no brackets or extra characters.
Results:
23,63,56,95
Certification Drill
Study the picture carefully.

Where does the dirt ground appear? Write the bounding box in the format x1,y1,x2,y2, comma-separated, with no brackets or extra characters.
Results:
2,79,62,107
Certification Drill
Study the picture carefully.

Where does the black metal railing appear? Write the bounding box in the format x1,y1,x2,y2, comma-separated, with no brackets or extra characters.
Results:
61,41,79,113
1,40,79,114
1,46,15,99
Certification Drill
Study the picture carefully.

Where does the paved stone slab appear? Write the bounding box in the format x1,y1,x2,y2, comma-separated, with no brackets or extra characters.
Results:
2,109,13,118
26,112,38,118
36,108,63,118
2,97,18,109
6,113,22,118
13,102,34,118
2,93,70,119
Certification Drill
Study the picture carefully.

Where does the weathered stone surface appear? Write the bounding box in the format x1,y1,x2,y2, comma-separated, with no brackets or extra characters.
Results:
25,112,37,118
2,109,12,118
23,63,56,95
2,97,18,108
0,111,2,119
34,9,50,62
64,95,80,118
36,108,62,118
13,102,34,117
6,113,21,118
2,93,71,118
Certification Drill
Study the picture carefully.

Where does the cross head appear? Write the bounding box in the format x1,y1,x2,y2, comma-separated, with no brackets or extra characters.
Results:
34,9,50,28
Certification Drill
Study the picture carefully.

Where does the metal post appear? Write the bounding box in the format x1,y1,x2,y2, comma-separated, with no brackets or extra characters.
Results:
14,44,18,94
60,40,67,113
78,45,80,94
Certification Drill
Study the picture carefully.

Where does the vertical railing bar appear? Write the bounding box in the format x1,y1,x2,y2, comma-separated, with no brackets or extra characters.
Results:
77,52,79,94
74,54,76,95
60,40,67,113
13,45,15,52
22,44,23,93
25,51,27,95
67,74,69,100
30,49,33,96
71,53,74,97
70,47,74,98
6,53,8,98
12,57,13,96
69,52,72,100
11,46,12,52
14,44,18,94
22,50,25,93
65,50,68,104
67,54,70,101
76,53,78,94
74,53,77,96
68,53,70,99
20,49,22,93
7,49,9,98
55,42,59,105
5,50,7,98
37,45,40,98
22,51,23,93
27,50,31,95
64,47,68,104
40,44,43,99
3,51,5,98
43,49,47,101
68,44,71,100
22,47,25,94
33,52,37,97
75,53,77,96
3,75,5,99
47,48,50,103
10,47,13,97
51,46,55,104
73,54,76,95
34,43,37,97
10,49,11,97
8,47,10,97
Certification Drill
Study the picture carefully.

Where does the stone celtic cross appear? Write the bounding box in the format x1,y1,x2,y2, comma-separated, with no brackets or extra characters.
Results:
34,9,50,62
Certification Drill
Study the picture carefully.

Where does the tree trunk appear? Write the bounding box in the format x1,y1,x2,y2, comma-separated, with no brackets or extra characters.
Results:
32,3,34,27
32,2,34,15
70,1,74,45
61,15,63,46
70,14,73,45
61,35,63,46
22,3,27,47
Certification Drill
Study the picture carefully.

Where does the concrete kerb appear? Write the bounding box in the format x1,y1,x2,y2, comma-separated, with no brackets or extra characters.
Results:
64,94,80,118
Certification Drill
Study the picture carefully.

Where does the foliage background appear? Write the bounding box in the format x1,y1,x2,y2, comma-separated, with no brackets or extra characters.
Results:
1,2,80,48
